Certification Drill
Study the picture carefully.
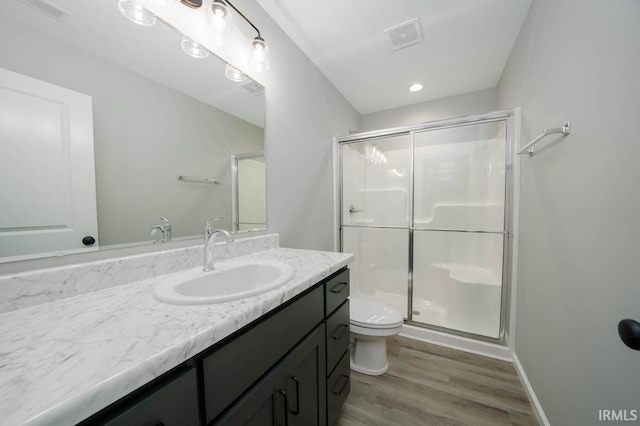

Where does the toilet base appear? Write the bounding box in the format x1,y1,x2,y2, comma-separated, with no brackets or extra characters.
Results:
350,334,389,376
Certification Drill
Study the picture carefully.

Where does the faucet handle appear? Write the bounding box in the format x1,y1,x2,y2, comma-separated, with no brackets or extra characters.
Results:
205,216,221,229
158,216,170,225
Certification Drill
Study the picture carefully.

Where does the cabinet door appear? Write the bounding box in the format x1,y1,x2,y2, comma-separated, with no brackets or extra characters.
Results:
216,324,327,426
284,323,327,426
95,367,199,426
327,352,351,426
325,300,350,375
215,365,287,426
203,286,324,423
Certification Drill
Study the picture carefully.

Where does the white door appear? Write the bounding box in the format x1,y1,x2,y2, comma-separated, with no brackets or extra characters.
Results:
0,67,98,261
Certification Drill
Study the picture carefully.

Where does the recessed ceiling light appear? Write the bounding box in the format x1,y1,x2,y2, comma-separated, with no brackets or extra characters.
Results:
409,83,423,92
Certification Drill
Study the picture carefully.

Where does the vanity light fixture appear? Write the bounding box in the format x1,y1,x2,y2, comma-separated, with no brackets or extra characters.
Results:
205,0,270,73
181,35,210,59
117,0,156,26
225,64,248,82
409,83,423,92
206,0,233,45
180,0,202,8
117,0,270,73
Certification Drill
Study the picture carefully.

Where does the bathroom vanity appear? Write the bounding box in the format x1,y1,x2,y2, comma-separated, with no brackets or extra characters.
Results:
82,268,350,425
0,237,352,426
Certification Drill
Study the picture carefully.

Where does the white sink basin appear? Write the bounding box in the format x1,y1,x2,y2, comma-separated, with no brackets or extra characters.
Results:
153,260,294,305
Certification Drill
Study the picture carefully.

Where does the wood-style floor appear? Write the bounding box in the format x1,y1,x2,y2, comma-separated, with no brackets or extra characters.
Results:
335,336,539,426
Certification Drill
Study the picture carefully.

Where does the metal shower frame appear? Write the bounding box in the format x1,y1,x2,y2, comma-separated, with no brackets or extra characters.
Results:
336,109,518,346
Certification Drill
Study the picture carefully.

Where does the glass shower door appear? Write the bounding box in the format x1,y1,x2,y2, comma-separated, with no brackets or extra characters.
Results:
341,134,411,317
411,121,507,338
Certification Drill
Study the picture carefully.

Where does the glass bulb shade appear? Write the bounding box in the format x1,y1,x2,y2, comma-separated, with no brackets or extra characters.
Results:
409,83,423,92
211,0,230,18
206,1,232,46
118,0,156,26
181,35,210,59
247,37,270,73
225,64,248,82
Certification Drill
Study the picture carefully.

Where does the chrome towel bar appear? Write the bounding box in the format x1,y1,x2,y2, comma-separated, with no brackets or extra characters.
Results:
518,122,571,157
177,175,220,184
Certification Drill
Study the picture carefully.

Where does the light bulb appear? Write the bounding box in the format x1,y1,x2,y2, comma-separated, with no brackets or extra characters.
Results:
206,0,232,45
248,37,270,73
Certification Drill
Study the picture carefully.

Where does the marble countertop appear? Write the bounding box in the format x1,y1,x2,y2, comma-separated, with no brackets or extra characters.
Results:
0,247,353,426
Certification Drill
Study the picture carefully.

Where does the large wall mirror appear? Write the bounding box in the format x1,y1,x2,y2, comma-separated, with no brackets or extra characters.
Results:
0,1,266,263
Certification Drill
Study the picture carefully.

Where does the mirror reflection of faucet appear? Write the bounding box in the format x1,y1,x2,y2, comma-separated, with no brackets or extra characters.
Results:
150,216,172,244
203,219,233,272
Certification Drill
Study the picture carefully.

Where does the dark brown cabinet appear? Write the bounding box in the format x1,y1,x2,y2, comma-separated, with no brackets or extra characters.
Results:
216,323,327,426
323,269,351,425
81,367,199,426
80,268,350,426
202,285,325,423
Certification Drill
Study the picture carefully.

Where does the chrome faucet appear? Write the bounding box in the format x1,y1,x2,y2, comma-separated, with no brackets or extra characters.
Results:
204,219,233,272
150,216,172,244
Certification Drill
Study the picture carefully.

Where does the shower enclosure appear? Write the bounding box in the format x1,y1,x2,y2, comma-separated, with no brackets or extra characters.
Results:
339,111,515,343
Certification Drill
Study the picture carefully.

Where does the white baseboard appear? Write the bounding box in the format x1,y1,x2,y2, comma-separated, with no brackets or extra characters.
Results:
399,324,512,362
512,353,550,426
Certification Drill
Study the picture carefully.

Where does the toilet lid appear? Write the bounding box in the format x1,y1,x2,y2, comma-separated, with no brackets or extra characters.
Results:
350,298,404,329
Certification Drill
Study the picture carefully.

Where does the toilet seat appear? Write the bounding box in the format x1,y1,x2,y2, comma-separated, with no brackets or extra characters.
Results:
350,298,404,329
350,319,404,329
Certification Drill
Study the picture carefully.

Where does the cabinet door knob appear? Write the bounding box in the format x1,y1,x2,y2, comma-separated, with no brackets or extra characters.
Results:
82,236,96,246
618,319,640,350
331,374,350,396
331,324,349,340
330,282,348,294
287,376,300,415
276,389,289,426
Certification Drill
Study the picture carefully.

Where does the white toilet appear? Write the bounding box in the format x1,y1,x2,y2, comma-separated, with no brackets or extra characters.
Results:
349,298,404,375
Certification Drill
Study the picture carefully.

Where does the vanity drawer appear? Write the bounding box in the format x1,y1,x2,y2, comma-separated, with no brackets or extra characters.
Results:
202,285,324,424
99,367,199,426
327,351,350,426
324,269,349,316
325,300,350,376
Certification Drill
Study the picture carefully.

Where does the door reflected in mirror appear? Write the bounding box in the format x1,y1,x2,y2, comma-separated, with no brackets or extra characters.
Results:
0,2,266,263
231,152,266,233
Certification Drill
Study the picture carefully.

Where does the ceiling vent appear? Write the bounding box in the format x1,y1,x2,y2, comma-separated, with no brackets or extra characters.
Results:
15,0,70,22
384,18,422,52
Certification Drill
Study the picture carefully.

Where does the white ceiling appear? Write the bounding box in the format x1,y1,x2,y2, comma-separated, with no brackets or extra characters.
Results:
257,0,532,115
0,0,265,127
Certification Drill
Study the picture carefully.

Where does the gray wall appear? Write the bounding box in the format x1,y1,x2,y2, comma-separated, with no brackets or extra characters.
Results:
243,1,361,251
497,0,640,424
361,88,496,131
0,16,263,247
